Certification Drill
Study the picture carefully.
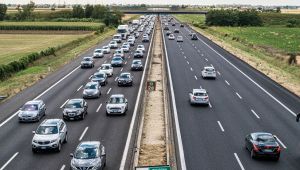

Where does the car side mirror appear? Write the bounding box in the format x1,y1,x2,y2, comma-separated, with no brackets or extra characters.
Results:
32,131,35,134
70,153,74,157
273,135,277,139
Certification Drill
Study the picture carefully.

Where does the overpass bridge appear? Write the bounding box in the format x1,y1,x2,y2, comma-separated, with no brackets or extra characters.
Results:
121,10,208,15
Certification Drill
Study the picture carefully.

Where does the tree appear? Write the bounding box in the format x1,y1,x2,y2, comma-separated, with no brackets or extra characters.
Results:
91,5,108,20
276,7,281,13
15,1,35,20
72,5,84,18
0,4,7,21
85,4,94,18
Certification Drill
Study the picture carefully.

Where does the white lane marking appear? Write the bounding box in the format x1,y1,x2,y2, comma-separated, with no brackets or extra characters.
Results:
125,61,127,64
180,48,182,51
115,77,118,81
182,51,184,54
77,85,83,91
0,152,19,170
225,80,231,86
60,99,69,108
201,54,204,56
274,135,287,149
251,109,260,119
217,71,221,76
128,56,131,59
79,127,89,141
211,64,214,67
217,121,225,132
104,60,107,63
120,68,123,72
187,61,189,65
205,58,208,61
234,153,245,170
198,37,297,117
120,24,156,170
209,102,212,108
60,165,65,170
96,103,103,113
107,88,112,94
161,24,187,170
236,92,242,99
197,50,200,53
97,67,101,70
190,67,193,71
194,75,198,80
192,44,194,46
89,75,93,79
0,66,81,128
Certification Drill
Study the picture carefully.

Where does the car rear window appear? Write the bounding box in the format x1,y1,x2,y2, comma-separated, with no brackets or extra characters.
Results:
194,92,206,96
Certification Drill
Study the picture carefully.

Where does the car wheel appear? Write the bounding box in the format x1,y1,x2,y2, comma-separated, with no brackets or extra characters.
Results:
32,148,37,153
250,149,256,159
106,111,109,116
63,133,68,143
274,155,280,161
244,142,248,150
56,142,61,152
81,113,85,120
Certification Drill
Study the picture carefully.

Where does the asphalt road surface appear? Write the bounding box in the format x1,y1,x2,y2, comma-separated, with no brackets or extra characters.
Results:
162,17,300,170
0,24,154,170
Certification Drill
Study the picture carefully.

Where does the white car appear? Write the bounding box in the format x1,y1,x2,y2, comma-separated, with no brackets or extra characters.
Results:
177,36,183,42
99,64,113,77
106,94,128,116
93,49,104,58
121,45,130,53
189,89,209,106
201,66,216,79
32,119,68,153
127,39,135,46
137,45,145,52
102,46,110,54
128,35,135,42
108,41,118,49
114,49,125,58
168,34,175,40
113,34,122,43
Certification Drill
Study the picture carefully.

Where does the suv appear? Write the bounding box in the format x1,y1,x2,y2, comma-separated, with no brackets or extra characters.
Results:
70,141,106,170
81,57,94,68
113,34,122,43
118,72,133,86
106,94,128,115
83,81,101,99
99,64,113,77
142,35,149,42
63,99,88,120
189,89,209,106
18,100,46,122
32,119,67,153
201,66,216,79
93,49,104,58
91,71,108,86
114,49,125,59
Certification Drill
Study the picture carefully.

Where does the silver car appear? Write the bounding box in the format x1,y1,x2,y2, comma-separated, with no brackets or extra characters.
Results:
70,141,106,170
93,49,104,58
177,36,183,42
18,100,46,122
99,64,113,77
201,66,216,79
168,34,175,40
83,82,101,99
91,71,108,86
108,41,118,49
32,119,67,153
102,46,110,54
189,89,209,106
106,94,128,115
81,57,94,68
111,57,124,67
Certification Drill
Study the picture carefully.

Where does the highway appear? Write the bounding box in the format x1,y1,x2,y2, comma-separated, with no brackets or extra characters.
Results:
162,17,300,170
0,21,154,170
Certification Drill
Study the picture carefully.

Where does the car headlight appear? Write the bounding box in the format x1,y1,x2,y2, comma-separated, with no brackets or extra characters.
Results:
33,140,38,143
76,110,81,115
50,139,57,143
63,110,67,115
83,91,87,95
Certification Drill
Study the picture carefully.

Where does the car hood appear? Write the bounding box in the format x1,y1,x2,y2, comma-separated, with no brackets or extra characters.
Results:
132,64,142,67
19,110,38,116
118,78,131,81
81,61,92,64
64,108,82,112
111,60,122,63
83,89,97,94
92,77,105,82
107,103,125,108
33,134,59,141
71,157,100,168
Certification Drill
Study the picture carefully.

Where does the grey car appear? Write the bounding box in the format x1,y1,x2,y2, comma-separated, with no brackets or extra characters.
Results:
134,50,144,58
83,82,101,99
63,99,88,120
81,57,94,68
70,141,106,170
111,57,124,67
118,72,133,86
131,59,143,71
18,100,46,122
91,71,108,86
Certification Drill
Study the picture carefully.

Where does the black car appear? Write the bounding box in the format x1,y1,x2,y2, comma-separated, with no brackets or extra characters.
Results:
131,59,143,71
174,29,179,33
164,26,169,30
91,71,108,86
180,24,184,27
245,132,281,161
166,31,172,36
191,33,198,40
63,99,88,120
172,23,176,26
118,72,133,86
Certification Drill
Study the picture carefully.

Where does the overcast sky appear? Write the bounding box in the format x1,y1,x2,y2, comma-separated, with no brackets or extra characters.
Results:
2,0,300,6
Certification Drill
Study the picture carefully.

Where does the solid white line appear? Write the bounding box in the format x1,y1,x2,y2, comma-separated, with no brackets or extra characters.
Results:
104,60,107,63
194,75,198,80
115,77,118,81
236,92,242,99
217,121,225,132
119,24,155,170
274,135,287,149
190,67,193,71
225,80,230,86
205,58,208,61
0,152,19,170
184,56,186,59
161,21,187,170
107,88,112,94
209,102,212,108
60,99,69,109
187,61,189,65
211,64,214,67
120,68,123,72
198,50,200,53
96,103,102,113
60,165,65,170
234,153,245,170
217,71,221,75
79,127,89,141
251,109,260,119
77,85,83,91
198,37,297,117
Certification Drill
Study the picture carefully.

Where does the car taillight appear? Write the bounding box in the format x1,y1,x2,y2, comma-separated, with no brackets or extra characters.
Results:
253,144,259,151
276,146,281,152
193,96,196,100
204,96,209,99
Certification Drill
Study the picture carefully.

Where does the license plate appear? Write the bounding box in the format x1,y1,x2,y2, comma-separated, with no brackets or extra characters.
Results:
68,113,75,117
41,146,46,149
264,149,273,152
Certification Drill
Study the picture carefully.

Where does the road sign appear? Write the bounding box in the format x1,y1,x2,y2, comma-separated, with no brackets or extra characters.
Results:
147,80,156,91
136,165,171,170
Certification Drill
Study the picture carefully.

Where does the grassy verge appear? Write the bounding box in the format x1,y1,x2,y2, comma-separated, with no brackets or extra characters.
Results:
0,28,115,101
174,14,300,96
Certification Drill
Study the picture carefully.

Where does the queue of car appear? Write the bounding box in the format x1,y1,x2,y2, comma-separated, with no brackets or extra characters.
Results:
16,15,156,170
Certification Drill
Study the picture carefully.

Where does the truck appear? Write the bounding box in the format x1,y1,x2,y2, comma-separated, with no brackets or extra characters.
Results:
117,25,129,40
132,19,140,26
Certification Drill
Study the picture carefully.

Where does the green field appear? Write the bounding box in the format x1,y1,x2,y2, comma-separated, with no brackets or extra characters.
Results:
0,22,100,27
175,14,206,25
0,34,89,65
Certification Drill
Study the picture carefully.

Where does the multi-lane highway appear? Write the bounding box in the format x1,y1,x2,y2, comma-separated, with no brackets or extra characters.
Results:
0,17,155,170
162,17,300,170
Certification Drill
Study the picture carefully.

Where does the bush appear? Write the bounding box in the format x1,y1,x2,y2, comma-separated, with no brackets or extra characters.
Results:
0,4,7,21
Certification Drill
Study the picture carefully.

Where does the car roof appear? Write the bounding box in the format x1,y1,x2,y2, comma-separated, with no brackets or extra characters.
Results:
41,119,62,126
25,100,43,105
78,141,100,148
101,64,111,66
133,59,142,62
68,98,83,103
94,71,106,75
110,94,125,98
86,81,98,86
193,89,207,93
83,57,92,59
251,132,273,136
204,66,214,69
120,72,131,76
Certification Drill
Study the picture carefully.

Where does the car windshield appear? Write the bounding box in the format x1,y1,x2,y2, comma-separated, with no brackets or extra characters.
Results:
95,50,102,53
120,74,130,78
101,66,110,70
65,101,82,108
94,74,105,78
205,68,215,72
85,84,97,89
109,97,124,104
22,104,38,111
36,126,58,135
74,146,98,159
133,61,141,64
103,46,108,49
113,58,122,61
83,58,91,61
122,46,127,48
256,134,276,142
194,92,206,96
